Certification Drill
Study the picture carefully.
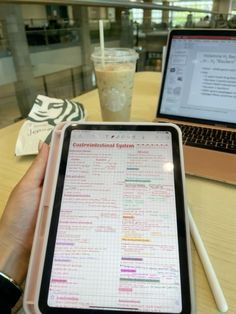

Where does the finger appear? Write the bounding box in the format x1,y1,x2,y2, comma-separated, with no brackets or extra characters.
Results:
22,142,49,187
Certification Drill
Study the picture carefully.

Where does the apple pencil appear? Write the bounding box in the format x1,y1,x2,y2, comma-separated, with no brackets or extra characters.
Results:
188,208,228,313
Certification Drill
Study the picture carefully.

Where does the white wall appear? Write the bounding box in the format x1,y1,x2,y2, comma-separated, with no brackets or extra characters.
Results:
0,46,82,86
231,0,236,11
31,46,83,77
21,4,47,26
0,57,16,85
67,5,73,22
0,40,119,86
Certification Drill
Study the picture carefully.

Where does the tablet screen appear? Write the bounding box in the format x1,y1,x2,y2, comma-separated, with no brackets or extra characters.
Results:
39,124,191,314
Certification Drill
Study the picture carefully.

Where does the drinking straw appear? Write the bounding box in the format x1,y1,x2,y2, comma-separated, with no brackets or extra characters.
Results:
99,19,105,67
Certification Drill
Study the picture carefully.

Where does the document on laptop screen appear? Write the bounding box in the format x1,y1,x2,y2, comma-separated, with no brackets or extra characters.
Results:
160,35,236,124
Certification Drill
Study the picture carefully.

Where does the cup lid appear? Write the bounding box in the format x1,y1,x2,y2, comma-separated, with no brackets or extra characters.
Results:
91,47,139,63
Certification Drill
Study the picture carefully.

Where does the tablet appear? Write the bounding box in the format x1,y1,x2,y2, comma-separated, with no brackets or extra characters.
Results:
33,123,194,314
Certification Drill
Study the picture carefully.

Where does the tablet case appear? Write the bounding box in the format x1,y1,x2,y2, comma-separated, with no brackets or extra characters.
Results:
23,121,70,313
23,122,195,314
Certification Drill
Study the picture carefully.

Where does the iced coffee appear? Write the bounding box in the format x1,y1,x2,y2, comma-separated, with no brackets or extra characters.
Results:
91,48,138,122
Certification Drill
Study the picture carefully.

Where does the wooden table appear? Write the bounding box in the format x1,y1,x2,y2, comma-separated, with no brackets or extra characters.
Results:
0,72,236,313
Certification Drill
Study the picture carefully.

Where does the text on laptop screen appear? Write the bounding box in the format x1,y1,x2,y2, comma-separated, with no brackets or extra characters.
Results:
160,35,236,125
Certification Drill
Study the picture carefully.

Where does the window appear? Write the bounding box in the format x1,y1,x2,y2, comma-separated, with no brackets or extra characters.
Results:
170,1,213,27
151,10,162,24
130,8,143,24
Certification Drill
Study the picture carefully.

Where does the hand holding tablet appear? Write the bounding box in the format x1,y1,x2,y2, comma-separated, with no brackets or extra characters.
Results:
24,122,194,314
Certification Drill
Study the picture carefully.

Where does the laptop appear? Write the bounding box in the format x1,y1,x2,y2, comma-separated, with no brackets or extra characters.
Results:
155,28,236,185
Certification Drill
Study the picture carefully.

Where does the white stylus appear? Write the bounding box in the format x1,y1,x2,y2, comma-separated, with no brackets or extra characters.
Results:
188,208,228,313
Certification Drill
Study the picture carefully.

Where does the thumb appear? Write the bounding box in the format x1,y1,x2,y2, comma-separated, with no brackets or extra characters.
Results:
22,142,49,188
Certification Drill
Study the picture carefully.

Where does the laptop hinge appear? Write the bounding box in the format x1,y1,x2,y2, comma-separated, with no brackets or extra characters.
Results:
213,123,229,128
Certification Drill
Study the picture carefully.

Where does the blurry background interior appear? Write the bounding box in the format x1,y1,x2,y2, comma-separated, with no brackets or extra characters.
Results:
0,0,235,128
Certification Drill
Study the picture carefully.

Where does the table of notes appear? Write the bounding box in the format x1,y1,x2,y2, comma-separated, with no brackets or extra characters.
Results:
48,130,182,313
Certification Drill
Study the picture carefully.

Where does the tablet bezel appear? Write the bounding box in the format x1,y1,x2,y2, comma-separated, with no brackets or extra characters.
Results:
38,123,192,314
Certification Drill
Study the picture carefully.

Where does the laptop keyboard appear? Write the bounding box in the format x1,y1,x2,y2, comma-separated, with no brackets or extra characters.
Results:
176,124,236,154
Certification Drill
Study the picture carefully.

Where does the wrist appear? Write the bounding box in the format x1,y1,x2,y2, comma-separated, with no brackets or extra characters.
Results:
0,227,29,285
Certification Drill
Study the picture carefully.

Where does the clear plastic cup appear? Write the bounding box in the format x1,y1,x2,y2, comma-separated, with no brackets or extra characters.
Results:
91,48,139,122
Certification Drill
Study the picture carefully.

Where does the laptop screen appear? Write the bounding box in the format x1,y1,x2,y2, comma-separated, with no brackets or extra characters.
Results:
158,30,236,126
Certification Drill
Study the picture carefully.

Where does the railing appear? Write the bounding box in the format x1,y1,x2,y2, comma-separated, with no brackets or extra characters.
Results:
1,14,236,54
0,0,235,124
0,0,212,14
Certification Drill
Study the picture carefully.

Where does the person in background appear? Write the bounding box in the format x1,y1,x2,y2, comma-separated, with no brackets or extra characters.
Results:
185,13,195,28
0,142,49,313
227,14,236,28
215,14,228,28
196,15,210,28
